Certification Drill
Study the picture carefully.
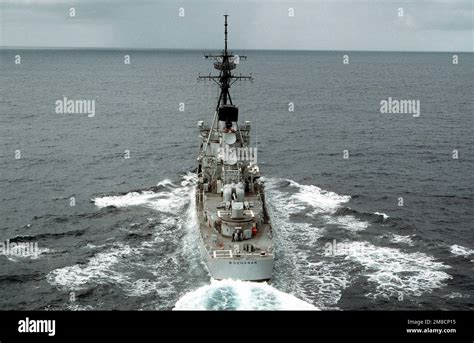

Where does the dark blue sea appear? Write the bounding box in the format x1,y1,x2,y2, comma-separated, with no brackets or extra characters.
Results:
0,49,473,310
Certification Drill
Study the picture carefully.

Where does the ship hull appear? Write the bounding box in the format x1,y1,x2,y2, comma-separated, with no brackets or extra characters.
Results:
199,234,274,281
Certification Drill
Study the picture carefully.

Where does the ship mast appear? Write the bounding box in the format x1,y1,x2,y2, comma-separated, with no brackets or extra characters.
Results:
198,14,252,112
198,15,253,160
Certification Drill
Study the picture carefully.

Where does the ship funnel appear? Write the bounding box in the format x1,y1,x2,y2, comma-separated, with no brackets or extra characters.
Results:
218,105,239,122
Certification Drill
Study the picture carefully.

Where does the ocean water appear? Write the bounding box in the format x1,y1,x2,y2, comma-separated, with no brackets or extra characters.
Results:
0,50,473,310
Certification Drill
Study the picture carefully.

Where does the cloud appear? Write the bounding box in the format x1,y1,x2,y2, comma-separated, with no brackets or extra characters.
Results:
0,0,472,51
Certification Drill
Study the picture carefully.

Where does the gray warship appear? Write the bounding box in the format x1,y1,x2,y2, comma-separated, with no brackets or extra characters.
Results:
195,15,274,281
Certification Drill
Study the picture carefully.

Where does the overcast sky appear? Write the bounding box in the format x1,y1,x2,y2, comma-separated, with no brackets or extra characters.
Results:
0,0,472,51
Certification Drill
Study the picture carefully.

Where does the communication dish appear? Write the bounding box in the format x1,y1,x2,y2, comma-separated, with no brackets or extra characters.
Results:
223,132,237,145
224,148,237,165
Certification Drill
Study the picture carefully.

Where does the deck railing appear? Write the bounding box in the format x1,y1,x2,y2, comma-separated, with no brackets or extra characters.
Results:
212,249,273,259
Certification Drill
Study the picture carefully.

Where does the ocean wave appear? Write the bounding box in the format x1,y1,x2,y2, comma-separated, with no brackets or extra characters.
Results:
450,244,474,257
389,234,414,246
47,243,137,291
265,180,352,308
323,214,369,232
274,179,370,232
173,279,317,310
327,241,452,299
287,180,351,214
374,212,389,220
47,174,202,307
92,173,196,213
92,182,192,215
8,229,86,242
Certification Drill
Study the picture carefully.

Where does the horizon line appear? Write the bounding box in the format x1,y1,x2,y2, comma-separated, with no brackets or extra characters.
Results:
0,46,472,53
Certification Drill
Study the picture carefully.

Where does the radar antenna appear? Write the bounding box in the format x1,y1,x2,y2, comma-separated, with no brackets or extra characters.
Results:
197,15,253,160
198,14,252,110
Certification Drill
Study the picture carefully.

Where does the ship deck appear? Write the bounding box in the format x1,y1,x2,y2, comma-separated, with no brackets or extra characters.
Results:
198,191,274,258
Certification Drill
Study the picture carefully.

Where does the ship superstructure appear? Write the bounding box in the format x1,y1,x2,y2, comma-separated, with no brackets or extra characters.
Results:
195,15,274,281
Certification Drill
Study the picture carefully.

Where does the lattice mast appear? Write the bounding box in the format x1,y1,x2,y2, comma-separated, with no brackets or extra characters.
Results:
198,14,252,111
